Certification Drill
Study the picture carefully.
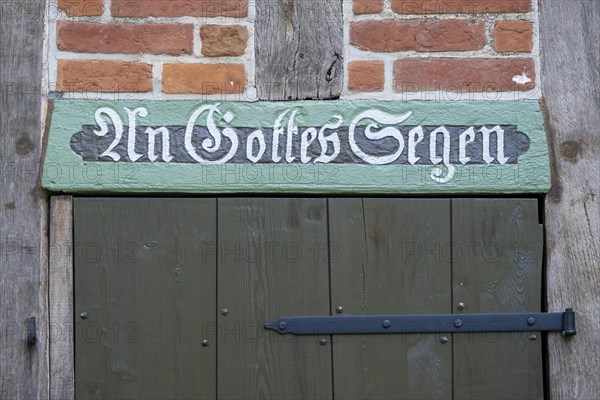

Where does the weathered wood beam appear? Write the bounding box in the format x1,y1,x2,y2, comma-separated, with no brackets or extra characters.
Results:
0,0,48,398
255,0,343,101
540,0,600,398
49,196,74,400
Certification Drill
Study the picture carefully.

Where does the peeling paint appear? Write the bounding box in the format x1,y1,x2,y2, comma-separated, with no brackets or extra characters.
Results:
512,73,532,85
42,99,551,194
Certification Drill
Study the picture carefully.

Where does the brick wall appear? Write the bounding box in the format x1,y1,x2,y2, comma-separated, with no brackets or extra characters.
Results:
346,0,539,100
344,0,538,100
49,0,254,100
48,0,539,101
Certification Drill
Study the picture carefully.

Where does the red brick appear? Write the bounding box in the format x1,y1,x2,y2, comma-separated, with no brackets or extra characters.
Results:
112,0,248,18
57,60,152,93
393,58,535,92
493,21,533,52
348,61,385,92
392,0,531,14
353,0,384,14
201,25,249,57
350,20,486,52
57,0,103,16
162,64,247,94
57,22,193,56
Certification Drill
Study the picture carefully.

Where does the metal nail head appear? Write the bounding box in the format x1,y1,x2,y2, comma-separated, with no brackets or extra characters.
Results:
527,317,535,326
454,319,463,328
335,306,344,314
279,321,287,330
201,339,209,347
221,309,229,316
440,336,449,344
80,312,88,320
457,302,465,311
319,338,327,345
382,320,391,329
529,334,537,342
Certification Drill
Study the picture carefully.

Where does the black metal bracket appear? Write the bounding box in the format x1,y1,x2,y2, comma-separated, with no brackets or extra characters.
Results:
26,316,37,345
264,308,575,337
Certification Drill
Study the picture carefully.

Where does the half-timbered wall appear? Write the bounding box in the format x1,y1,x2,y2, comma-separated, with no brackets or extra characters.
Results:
0,0,598,398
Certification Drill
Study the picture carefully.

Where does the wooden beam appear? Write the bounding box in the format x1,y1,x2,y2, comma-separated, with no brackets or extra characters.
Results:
43,100,550,195
49,196,74,400
540,0,600,398
255,0,343,100
0,0,48,398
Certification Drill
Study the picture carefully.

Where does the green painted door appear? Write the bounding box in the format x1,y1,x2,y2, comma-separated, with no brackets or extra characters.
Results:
452,199,544,399
74,199,217,399
329,199,452,399
217,199,332,399
74,198,543,399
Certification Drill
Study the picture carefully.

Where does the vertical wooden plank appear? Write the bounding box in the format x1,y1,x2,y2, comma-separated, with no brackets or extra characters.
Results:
74,198,216,399
218,198,332,399
0,1,48,398
452,199,543,399
49,196,74,399
540,1,600,398
255,0,343,100
329,199,452,400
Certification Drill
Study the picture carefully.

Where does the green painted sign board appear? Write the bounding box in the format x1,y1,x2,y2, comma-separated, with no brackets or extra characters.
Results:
42,100,550,194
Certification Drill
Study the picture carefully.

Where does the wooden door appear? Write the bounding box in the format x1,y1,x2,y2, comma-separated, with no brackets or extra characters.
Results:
217,198,332,399
74,199,217,399
329,199,452,399
452,199,543,399
74,197,543,399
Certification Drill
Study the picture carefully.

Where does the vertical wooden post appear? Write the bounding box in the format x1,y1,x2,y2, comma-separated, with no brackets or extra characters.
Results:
0,1,48,398
49,196,74,400
540,0,600,398
255,0,343,100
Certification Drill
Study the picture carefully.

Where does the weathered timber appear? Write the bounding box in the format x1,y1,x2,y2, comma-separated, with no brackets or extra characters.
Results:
255,0,343,100
0,0,48,398
540,0,600,398
49,196,74,400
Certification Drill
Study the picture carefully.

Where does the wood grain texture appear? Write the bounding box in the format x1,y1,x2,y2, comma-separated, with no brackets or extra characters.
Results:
329,199,452,399
74,198,217,399
49,196,74,399
452,199,543,399
255,0,343,100
217,198,332,399
0,0,48,398
540,1,600,399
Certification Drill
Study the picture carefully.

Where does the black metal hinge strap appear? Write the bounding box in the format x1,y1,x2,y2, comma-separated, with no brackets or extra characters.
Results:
264,308,576,337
